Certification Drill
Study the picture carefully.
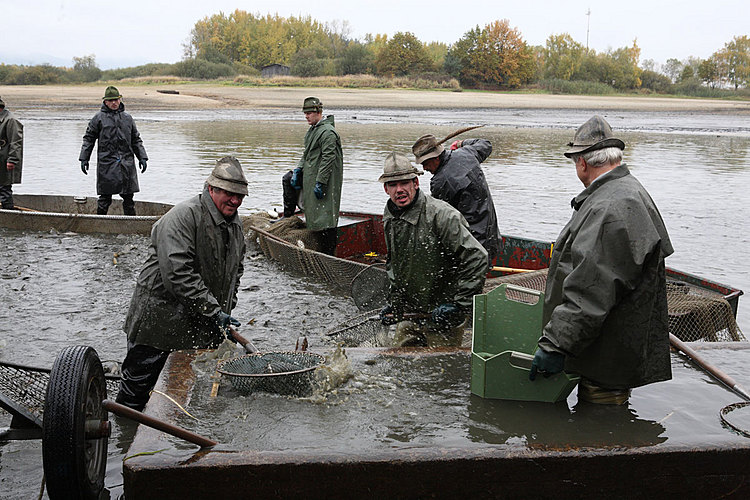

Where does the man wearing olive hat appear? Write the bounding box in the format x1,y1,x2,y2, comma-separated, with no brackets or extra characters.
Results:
378,152,487,347
79,85,148,215
279,96,343,255
0,96,23,210
529,115,674,405
117,156,247,410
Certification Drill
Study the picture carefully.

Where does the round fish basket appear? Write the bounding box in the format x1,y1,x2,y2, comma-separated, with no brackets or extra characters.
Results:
217,351,325,396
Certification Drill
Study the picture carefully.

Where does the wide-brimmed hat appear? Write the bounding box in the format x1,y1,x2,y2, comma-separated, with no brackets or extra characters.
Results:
412,134,445,164
207,156,249,196
378,152,423,183
302,96,323,112
102,86,122,101
564,115,625,158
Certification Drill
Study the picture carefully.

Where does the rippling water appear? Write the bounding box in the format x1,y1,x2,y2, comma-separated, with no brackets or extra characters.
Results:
1,105,749,498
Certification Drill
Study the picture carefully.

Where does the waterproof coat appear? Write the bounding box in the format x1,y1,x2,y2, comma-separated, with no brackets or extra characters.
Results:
540,164,674,389
79,102,147,195
384,190,488,313
299,115,343,231
123,187,245,351
430,139,500,263
0,108,23,185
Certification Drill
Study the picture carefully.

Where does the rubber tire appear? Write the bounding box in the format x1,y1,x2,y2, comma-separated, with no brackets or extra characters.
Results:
42,345,108,500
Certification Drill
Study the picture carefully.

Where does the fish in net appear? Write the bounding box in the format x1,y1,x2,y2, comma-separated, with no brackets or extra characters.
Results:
216,351,325,396
324,309,393,348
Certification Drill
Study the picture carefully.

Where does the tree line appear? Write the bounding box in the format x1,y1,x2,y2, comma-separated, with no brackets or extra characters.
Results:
1,10,747,97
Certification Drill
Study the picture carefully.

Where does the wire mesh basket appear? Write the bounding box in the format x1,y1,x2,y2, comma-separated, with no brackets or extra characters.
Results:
216,352,325,396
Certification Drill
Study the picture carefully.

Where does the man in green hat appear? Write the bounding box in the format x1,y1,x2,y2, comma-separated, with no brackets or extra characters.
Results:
279,96,343,255
529,115,674,405
0,96,23,210
117,156,248,410
79,86,148,215
378,152,487,347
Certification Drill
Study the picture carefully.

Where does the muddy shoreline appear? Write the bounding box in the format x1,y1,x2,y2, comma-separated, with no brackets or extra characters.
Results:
2,84,749,113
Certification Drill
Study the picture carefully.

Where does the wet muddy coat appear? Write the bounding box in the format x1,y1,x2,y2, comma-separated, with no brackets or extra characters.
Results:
299,115,343,231
124,187,245,351
384,190,488,313
79,102,147,195
0,108,23,185
430,139,500,263
540,164,674,389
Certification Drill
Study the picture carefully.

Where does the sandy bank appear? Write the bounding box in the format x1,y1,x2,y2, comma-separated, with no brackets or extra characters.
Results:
1,84,748,113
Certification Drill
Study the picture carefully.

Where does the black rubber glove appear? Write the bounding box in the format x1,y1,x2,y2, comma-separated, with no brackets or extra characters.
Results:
314,182,325,200
379,304,400,325
290,167,302,190
529,348,566,381
139,160,147,173
213,311,241,333
80,160,89,175
431,303,463,328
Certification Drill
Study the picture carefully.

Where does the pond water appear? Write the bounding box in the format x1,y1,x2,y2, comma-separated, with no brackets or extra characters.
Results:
1,104,749,498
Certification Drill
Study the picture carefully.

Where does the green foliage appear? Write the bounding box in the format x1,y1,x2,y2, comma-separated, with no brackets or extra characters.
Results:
375,32,434,76
1,64,65,85
101,63,174,80
70,55,102,83
543,33,585,80
337,42,374,75
539,78,616,95
444,26,480,81
291,48,325,77
722,35,749,89
640,70,672,93
171,58,236,79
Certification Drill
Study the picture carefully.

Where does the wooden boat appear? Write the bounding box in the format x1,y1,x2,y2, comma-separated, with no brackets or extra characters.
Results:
0,194,174,235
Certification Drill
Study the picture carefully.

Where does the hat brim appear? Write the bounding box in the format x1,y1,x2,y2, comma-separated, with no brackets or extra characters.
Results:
207,174,249,196
378,171,421,183
414,143,445,164
102,95,122,101
564,138,625,158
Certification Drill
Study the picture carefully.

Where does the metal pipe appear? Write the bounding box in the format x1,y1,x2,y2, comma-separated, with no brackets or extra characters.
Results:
102,399,217,448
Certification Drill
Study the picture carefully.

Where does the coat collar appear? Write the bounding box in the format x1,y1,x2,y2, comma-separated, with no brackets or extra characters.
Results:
571,163,630,210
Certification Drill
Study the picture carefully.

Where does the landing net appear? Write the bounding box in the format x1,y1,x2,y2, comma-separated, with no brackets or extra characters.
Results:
217,351,325,396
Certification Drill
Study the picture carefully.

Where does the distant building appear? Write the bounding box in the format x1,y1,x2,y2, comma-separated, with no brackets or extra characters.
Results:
261,64,290,78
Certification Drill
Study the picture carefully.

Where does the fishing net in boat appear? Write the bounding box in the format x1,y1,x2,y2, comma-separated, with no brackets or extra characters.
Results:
216,352,325,396
0,360,119,423
246,214,373,290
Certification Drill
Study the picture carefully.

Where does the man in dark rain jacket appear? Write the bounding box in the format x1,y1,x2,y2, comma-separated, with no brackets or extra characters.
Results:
116,157,247,411
280,96,343,255
79,86,148,215
529,115,673,405
378,152,487,347
0,96,23,210
412,134,500,265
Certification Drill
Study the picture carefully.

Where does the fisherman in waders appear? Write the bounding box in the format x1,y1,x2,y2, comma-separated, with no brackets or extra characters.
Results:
279,96,343,255
79,86,148,215
529,115,673,405
412,133,500,266
0,96,23,210
116,157,247,411
378,152,487,347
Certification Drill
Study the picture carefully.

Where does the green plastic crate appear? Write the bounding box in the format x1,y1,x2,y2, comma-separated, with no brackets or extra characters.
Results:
471,284,579,402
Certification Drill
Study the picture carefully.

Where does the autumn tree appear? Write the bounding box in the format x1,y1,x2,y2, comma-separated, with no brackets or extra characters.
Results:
543,33,585,80
722,35,749,89
374,32,434,76
71,54,101,82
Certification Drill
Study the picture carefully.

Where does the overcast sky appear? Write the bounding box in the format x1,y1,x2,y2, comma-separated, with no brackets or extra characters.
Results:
2,0,746,70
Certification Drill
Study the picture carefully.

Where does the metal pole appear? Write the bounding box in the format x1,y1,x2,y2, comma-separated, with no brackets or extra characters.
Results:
586,8,591,52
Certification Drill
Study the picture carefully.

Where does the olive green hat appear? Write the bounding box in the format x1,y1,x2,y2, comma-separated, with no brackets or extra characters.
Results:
378,152,423,183
302,96,323,112
102,86,122,101
564,115,625,158
412,134,445,165
207,156,249,196
0,96,5,108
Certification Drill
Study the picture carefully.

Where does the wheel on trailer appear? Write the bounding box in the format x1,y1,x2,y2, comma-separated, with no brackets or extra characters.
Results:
43,345,110,500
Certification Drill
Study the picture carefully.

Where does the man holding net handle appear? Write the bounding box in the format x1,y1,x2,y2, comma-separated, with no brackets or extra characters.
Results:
116,157,248,411
377,152,487,347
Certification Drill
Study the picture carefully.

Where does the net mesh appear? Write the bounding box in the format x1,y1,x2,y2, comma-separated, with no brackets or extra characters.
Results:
0,361,119,422
324,309,391,348
217,351,325,396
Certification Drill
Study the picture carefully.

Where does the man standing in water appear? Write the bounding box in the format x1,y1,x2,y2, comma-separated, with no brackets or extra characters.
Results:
0,96,23,210
279,96,343,255
529,115,673,405
116,157,247,411
79,86,148,215
412,133,500,265
378,152,487,347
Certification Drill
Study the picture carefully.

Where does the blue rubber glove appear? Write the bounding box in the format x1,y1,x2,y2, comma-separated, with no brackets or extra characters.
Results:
529,348,566,381
80,160,89,175
290,167,302,190
379,304,399,325
431,303,463,328
213,311,241,333
313,182,325,200
139,160,147,173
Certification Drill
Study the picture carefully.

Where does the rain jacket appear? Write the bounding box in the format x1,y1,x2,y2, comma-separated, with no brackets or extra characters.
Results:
430,139,500,263
123,187,245,351
0,108,23,186
384,190,488,313
299,115,343,231
79,102,147,195
540,164,674,389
